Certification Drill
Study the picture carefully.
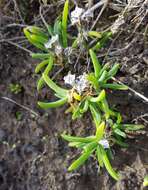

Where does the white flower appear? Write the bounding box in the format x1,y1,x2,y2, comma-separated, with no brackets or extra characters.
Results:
71,6,84,25
64,73,89,94
64,73,76,86
44,34,59,49
75,73,89,94
99,139,109,149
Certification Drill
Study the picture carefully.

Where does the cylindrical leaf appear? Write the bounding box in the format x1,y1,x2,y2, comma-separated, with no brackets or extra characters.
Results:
61,134,96,143
62,0,69,47
68,149,94,171
101,83,128,90
89,49,101,78
35,60,49,73
31,53,51,59
43,74,68,97
90,90,105,103
38,98,67,109
100,145,120,180
96,121,105,140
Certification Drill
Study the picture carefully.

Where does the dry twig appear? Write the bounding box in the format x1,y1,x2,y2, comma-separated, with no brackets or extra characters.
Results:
0,39,32,54
1,96,39,117
112,77,148,103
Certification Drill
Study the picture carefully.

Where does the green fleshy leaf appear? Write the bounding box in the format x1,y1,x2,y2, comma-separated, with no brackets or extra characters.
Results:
90,90,105,103
72,100,89,120
38,98,67,109
68,142,86,148
106,148,114,160
30,34,48,44
35,60,49,73
44,56,54,74
62,0,69,47
92,41,101,51
89,49,101,78
89,103,101,127
114,128,126,138
117,113,122,124
92,31,112,51
113,138,128,148
100,145,120,180
47,25,54,36
87,73,99,90
101,83,128,90
96,146,104,167
24,28,46,50
27,26,48,38
98,70,108,83
107,64,119,79
54,19,62,35
83,141,98,152
101,98,110,119
37,77,45,91
61,134,96,143
88,31,102,38
72,38,79,48
36,55,54,90
80,100,89,113
143,175,148,187
100,63,110,75
31,53,51,59
72,106,83,120
68,149,94,171
96,121,105,141
42,74,68,97
121,124,145,131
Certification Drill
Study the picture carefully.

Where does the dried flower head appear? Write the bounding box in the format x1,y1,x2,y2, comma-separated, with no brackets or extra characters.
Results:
71,6,85,25
44,34,59,49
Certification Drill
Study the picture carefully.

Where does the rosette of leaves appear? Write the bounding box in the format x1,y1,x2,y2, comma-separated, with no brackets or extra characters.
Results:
23,0,69,90
61,118,144,180
37,49,128,121
61,121,120,180
68,49,129,121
